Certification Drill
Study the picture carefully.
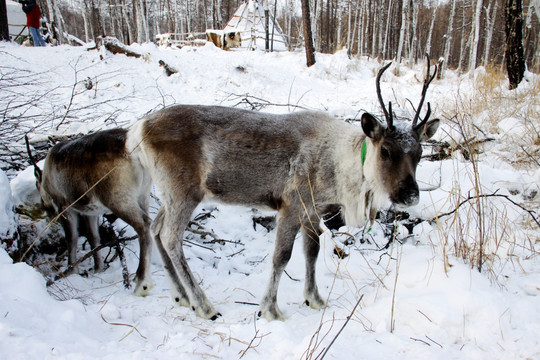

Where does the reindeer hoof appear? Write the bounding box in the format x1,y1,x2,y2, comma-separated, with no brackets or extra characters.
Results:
305,297,326,310
305,289,327,309
193,305,220,320
133,281,154,297
259,305,286,321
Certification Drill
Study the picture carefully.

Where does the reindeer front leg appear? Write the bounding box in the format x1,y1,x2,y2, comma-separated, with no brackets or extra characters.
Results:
260,206,301,321
302,216,326,309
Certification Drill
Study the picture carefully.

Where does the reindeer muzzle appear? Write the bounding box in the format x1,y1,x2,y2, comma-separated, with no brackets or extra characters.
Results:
391,177,420,207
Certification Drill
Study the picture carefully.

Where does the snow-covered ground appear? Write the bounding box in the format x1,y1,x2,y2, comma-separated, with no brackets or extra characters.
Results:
0,41,539,359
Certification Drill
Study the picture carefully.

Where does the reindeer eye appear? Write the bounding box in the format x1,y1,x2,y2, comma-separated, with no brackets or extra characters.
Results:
380,147,390,160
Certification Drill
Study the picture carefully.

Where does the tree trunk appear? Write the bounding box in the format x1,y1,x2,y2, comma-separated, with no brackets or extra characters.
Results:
425,3,437,56
505,0,525,89
395,0,410,73
383,0,393,58
82,2,92,42
468,0,483,72
370,1,377,57
0,0,9,42
442,0,456,77
346,0,352,52
301,0,316,66
457,4,467,74
377,0,384,57
409,0,418,64
357,0,365,56
483,0,498,67
312,0,319,50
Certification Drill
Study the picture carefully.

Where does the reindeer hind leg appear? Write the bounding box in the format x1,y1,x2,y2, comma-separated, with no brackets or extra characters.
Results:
61,211,80,276
82,215,104,272
110,202,155,296
157,199,220,320
151,207,189,306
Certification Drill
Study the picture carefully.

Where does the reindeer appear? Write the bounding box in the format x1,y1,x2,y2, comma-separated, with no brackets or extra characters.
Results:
26,129,154,296
126,59,440,321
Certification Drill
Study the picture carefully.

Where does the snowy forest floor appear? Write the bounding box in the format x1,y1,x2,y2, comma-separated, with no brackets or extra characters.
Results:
0,41,539,359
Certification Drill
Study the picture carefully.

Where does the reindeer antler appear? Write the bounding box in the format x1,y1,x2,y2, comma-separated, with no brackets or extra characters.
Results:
412,54,437,130
376,62,394,131
25,135,43,181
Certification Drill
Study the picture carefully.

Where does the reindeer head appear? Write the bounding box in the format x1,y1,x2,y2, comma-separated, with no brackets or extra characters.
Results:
361,58,439,208
25,136,56,212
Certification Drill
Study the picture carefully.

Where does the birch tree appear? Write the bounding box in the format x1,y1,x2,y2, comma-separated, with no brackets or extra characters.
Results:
468,0,483,72
383,0,393,58
395,0,410,73
483,0,498,67
45,0,67,44
441,0,456,77
457,3,467,74
409,0,418,64
505,0,525,89
425,1,437,56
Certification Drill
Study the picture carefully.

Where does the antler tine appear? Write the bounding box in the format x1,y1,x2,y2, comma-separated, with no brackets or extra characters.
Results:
376,62,394,130
414,102,431,131
412,54,438,127
388,101,393,130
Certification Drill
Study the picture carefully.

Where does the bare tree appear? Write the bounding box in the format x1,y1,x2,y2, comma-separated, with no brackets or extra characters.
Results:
302,0,316,66
483,0,498,67
505,0,525,89
441,0,456,77
468,0,483,72
45,0,67,44
395,0,411,73
0,0,9,42
409,0,419,64
425,1,437,56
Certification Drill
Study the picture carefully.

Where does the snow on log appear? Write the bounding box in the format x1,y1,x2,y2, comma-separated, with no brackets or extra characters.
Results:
95,36,144,58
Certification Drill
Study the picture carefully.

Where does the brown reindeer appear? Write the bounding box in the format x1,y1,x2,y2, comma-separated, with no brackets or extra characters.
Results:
126,60,440,321
26,129,154,296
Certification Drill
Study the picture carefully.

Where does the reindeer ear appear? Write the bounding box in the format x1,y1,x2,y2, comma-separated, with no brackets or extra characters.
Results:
361,113,384,141
416,118,440,141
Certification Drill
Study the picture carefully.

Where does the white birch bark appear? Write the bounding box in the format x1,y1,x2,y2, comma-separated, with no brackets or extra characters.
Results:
395,0,410,73
483,0,498,67
346,0,352,51
425,1,437,56
82,2,91,42
457,3,467,74
442,0,456,76
382,0,392,58
468,0,483,72
357,0,365,56
408,0,418,65
370,0,377,57
377,0,384,57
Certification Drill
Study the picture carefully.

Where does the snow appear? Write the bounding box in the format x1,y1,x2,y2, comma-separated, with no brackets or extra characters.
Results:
0,169,17,243
1,41,539,359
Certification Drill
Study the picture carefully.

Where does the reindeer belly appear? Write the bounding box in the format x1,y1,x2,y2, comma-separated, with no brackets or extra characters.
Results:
204,147,292,209
71,198,111,216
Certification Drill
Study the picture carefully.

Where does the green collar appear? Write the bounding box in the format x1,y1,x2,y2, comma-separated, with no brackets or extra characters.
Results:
361,139,367,166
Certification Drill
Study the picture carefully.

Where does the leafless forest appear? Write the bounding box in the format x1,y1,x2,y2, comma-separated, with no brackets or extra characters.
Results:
40,0,539,72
